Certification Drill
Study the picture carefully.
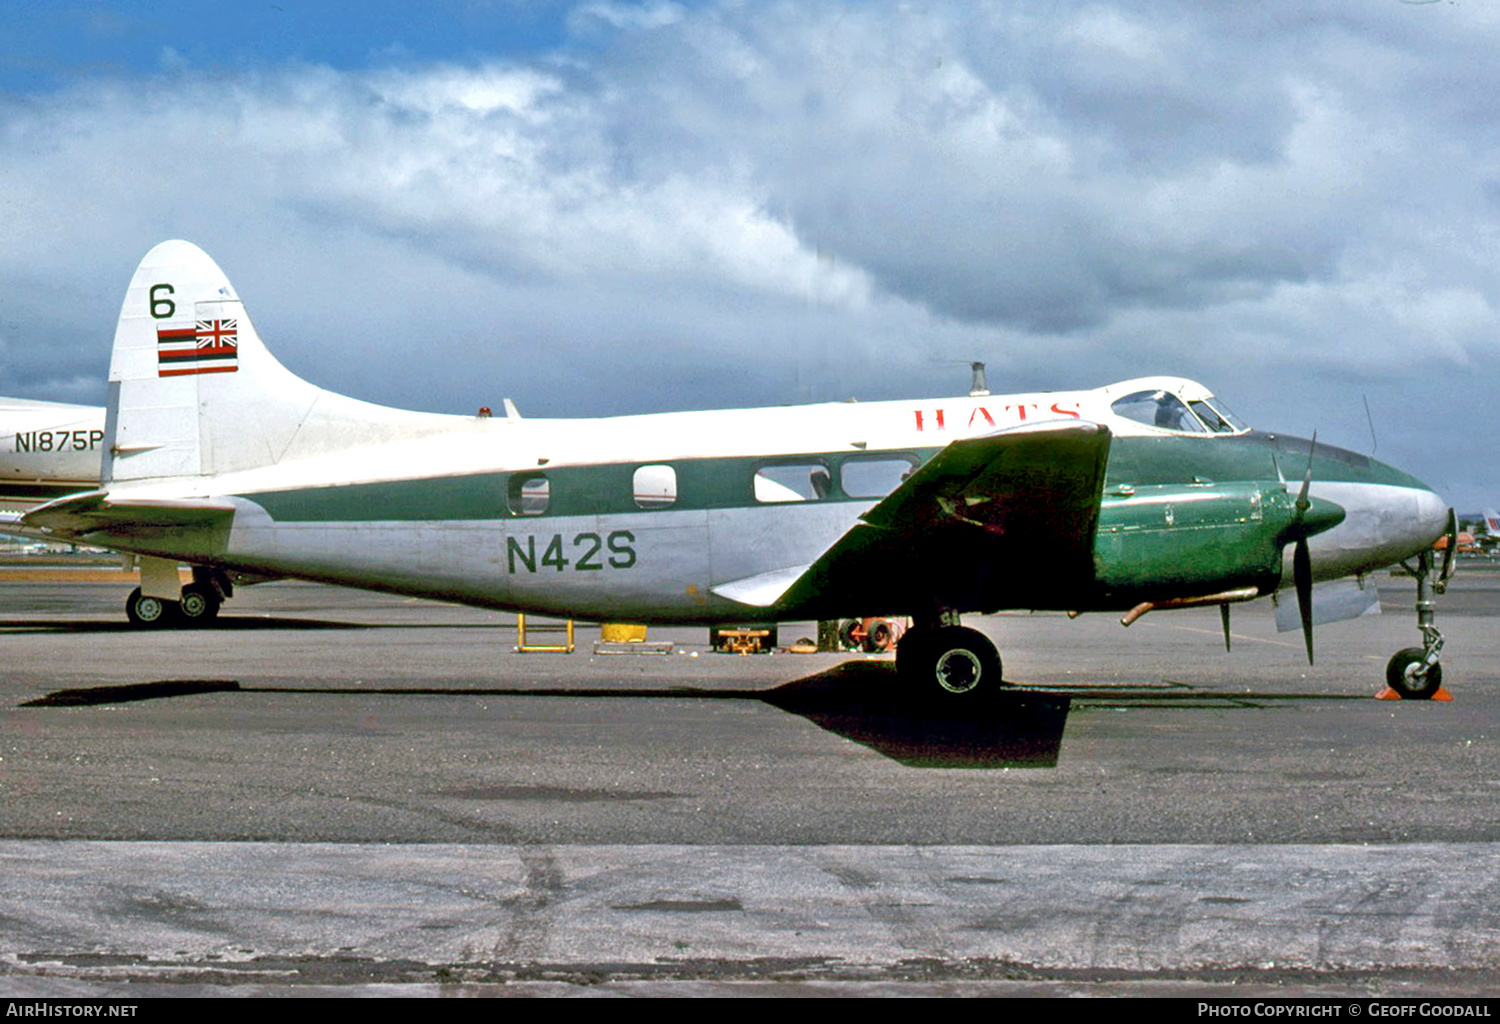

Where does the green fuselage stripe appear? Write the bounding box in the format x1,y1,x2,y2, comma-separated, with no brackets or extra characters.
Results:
242,431,1425,525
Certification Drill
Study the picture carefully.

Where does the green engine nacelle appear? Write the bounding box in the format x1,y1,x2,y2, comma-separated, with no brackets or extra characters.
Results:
1093,482,1345,603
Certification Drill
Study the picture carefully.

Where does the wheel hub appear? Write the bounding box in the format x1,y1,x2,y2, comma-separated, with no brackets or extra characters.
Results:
934,648,982,693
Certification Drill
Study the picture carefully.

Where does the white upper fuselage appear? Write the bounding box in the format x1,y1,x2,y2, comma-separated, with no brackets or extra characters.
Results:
104,376,1191,501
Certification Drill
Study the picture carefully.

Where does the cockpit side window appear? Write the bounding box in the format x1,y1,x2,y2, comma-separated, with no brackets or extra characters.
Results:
1110,391,1208,433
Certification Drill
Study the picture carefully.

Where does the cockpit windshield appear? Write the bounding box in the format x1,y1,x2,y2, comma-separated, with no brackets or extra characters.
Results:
1109,389,1250,435
1189,398,1248,434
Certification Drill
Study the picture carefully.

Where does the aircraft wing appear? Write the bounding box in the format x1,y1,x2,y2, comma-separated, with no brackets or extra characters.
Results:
718,420,1112,617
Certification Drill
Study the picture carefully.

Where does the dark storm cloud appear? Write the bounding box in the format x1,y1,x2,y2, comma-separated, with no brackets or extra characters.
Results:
577,3,1389,330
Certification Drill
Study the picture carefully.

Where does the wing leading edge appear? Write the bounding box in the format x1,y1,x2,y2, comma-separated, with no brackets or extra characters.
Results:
714,420,1112,618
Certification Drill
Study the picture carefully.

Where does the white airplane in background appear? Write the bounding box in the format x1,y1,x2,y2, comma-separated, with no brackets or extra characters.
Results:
1480,509,1500,553
0,397,105,512
9,241,1458,700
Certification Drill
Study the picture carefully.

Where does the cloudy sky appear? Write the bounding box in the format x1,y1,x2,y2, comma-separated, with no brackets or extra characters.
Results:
0,0,1495,509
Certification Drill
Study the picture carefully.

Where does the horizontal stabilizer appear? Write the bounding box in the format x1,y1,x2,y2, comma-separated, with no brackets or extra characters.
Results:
0,508,82,544
22,490,236,537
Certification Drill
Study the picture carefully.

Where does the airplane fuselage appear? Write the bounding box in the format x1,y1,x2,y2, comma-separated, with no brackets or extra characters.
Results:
87,383,1447,625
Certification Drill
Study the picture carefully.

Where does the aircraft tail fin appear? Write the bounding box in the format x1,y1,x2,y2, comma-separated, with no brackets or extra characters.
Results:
1485,508,1500,535
104,240,325,484
104,241,456,485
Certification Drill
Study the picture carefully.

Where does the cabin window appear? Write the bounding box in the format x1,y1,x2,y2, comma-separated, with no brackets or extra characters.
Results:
633,464,677,508
507,473,550,516
840,456,916,499
754,462,832,503
1111,390,1208,433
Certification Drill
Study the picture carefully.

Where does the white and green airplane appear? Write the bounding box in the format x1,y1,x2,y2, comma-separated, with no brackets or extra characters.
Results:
10,241,1458,699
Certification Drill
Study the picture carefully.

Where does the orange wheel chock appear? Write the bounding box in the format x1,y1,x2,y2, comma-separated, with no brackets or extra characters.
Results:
1375,685,1453,701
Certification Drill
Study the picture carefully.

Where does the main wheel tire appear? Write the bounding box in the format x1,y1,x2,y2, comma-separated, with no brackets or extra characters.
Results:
899,625,1003,697
177,583,221,626
930,626,1001,695
838,618,861,651
125,587,173,628
865,621,892,652
1387,647,1442,700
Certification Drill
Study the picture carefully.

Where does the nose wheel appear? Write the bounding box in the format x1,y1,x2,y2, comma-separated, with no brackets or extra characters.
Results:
1386,647,1442,700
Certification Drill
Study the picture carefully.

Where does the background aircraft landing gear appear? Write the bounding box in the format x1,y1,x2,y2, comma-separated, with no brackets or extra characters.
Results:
837,617,902,653
897,618,1003,698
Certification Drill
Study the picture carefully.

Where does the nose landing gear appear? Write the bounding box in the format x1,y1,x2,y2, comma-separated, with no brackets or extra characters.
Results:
1382,521,1456,701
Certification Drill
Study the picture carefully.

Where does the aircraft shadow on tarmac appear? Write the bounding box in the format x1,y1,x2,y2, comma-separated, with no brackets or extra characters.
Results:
19,662,1364,770
759,663,1070,767
758,663,1361,767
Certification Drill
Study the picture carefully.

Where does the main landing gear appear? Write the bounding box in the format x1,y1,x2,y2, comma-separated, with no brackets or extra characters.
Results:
896,612,1004,699
1384,544,1453,700
125,562,227,629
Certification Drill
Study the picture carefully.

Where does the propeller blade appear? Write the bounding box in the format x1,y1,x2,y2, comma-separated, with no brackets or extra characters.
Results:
1294,432,1317,519
1294,535,1314,665
1220,603,1232,652
1285,431,1319,665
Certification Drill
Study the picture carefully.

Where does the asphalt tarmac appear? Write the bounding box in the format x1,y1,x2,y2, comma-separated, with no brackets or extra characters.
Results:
2,561,1498,996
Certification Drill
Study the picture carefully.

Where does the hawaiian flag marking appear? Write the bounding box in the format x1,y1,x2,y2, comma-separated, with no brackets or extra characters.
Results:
157,319,239,377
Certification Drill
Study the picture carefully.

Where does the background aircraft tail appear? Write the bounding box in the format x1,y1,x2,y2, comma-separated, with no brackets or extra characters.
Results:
104,240,459,485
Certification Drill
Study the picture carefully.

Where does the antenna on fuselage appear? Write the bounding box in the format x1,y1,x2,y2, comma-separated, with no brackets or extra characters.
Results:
969,361,989,397
931,358,991,396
